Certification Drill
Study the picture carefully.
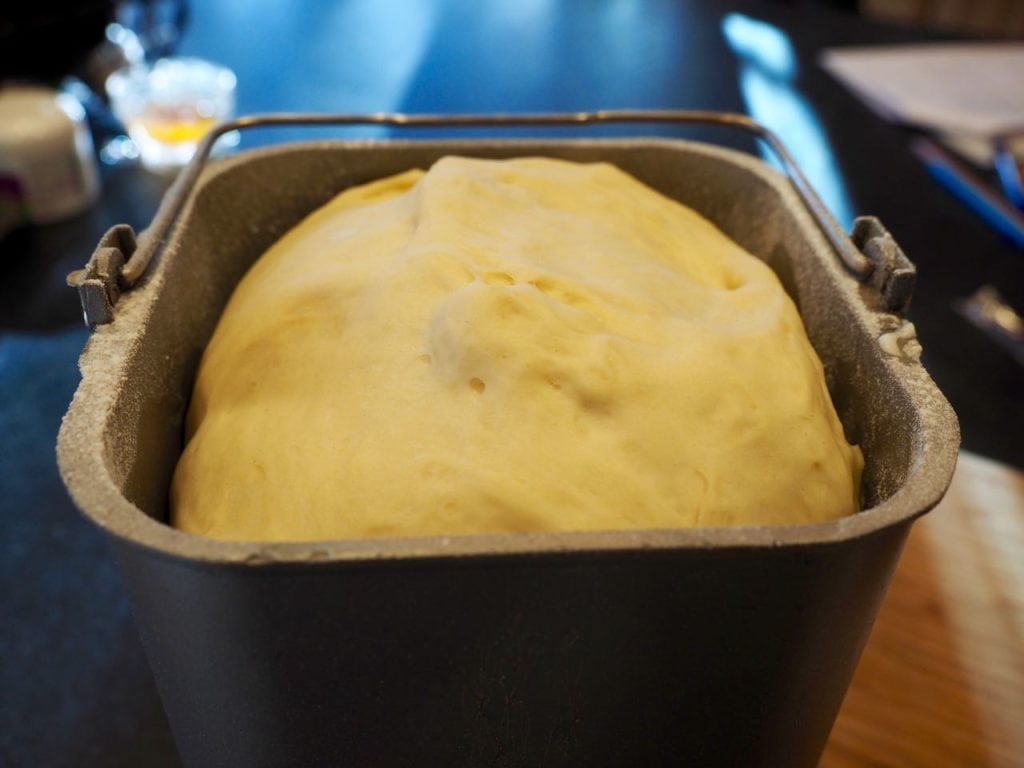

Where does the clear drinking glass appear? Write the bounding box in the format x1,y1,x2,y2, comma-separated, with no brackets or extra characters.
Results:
106,56,237,170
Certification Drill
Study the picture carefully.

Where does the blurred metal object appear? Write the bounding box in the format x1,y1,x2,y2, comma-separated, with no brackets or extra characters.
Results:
955,285,1024,365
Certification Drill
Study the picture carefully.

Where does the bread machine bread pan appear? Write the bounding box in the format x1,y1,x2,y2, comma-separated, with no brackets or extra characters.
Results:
58,111,958,768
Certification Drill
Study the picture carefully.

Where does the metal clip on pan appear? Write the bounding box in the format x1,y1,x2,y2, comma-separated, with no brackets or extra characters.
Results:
68,110,915,326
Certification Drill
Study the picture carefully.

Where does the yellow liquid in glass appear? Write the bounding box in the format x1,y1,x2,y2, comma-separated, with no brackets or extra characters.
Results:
137,105,217,144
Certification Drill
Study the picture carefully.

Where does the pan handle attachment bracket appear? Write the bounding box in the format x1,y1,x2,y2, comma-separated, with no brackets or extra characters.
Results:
67,224,137,326
851,216,916,315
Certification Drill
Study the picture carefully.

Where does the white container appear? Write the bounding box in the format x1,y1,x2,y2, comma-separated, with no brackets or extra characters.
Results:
0,85,100,235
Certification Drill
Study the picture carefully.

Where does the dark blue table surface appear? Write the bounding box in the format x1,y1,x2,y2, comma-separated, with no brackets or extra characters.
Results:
2,1,1021,765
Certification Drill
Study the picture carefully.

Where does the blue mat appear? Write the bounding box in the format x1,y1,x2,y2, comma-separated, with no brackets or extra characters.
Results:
0,329,178,767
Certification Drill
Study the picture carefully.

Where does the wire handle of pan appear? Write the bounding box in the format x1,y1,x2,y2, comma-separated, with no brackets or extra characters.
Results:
70,110,913,326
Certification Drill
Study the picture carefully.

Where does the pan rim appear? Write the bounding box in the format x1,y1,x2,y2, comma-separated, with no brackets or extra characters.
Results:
56,136,960,566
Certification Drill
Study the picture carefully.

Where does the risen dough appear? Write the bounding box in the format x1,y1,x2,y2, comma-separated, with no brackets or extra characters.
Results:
171,156,862,541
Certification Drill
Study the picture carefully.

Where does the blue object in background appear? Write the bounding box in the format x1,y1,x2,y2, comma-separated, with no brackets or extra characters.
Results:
913,138,1024,250
722,13,856,230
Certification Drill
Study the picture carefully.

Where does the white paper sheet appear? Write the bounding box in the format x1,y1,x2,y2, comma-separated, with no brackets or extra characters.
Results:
820,43,1024,142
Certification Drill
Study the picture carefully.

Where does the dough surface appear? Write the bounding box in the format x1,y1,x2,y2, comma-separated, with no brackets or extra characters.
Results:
171,156,862,541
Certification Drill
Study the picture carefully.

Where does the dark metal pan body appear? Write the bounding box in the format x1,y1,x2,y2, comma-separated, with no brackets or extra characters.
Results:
58,138,959,768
